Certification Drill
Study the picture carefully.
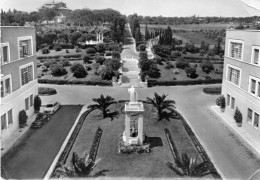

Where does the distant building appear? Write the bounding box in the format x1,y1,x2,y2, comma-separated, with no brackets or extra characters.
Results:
0,26,38,142
222,29,260,133
38,1,71,23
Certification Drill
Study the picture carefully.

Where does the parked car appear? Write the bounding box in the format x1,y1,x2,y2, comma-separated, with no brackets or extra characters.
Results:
44,101,60,114
31,113,50,128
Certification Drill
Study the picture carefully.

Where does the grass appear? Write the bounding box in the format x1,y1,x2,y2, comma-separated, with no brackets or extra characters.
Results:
1,105,82,179
65,102,213,178
150,61,223,81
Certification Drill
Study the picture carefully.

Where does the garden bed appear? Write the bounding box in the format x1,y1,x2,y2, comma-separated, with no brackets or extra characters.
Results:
203,87,222,95
38,87,57,96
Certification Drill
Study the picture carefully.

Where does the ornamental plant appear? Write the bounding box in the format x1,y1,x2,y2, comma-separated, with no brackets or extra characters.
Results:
216,95,225,108
234,107,242,123
34,95,42,113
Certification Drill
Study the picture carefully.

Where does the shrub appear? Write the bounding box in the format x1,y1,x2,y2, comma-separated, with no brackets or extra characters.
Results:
95,56,105,65
38,79,112,86
112,51,121,59
100,66,114,80
105,51,112,56
199,49,205,56
176,60,190,69
139,51,148,60
63,54,82,59
61,59,71,67
34,95,42,113
42,48,50,54
54,44,62,51
66,49,69,53
75,47,81,52
201,60,214,73
82,55,92,64
43,60,56,68
234,107,242,124
92,63,100,74
95,43,105,53
165,61,174,69
38,87,57,96
216,95,225,109
70,63,87,78
185,67,197,78
86,47,96,54
19,110,28,127
104,58,121,71
182,49,187,54
50,64,68,76
171,51,181,57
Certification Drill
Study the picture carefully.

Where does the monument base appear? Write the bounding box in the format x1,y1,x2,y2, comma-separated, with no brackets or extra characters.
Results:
118,134,151,154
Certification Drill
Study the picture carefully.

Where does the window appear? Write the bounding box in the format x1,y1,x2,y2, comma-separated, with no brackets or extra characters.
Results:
30,94,33,107
25,97,29,111
227,94,230,106
8,109,13,125
1,114,7,130
1,75,12,98
231,97,235,109
19,38,32,58
1,43,10,64
20,63,33,86
227,66,240,86
251,79,256,94
230,40,243,60
252,46,260,65
249,76,260,98
247,108,253,124
254,113,259,128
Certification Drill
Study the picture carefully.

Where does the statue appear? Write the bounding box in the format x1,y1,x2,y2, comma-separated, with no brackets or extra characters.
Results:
128,85,138,103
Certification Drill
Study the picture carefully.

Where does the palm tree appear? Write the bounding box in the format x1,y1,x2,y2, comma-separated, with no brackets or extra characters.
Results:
88,94,117,118
165,152,210,177
54,152,101,178
146,92,176,121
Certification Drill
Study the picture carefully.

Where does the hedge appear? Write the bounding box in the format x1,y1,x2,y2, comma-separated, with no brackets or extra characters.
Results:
37,54,82,60
147,79,222,87
38,87,57,96
183,56,223,61
38,79,112,86
203,87,222,95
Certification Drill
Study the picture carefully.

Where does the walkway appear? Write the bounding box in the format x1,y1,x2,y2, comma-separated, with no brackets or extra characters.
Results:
120,24,143,88
37,84,260,179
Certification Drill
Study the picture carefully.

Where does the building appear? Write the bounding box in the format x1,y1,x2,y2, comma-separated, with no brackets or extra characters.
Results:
1,26,38,142
38,1,71,23
222,29,260,134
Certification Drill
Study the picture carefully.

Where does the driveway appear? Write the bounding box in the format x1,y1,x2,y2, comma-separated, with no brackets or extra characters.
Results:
39,84,260,179
1,105,82,179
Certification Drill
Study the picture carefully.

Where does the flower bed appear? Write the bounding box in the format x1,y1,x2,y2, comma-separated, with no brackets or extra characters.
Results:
117,134,151,154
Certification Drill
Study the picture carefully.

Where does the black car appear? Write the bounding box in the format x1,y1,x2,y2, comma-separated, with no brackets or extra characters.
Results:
31,113,50,128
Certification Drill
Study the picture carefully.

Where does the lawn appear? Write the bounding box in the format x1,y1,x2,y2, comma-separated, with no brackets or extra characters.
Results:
1,105,82,179
150,61,223,81
65,102,213,178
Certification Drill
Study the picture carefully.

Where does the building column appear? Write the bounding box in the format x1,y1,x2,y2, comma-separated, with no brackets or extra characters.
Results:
138,113,143,145
125,113,130,144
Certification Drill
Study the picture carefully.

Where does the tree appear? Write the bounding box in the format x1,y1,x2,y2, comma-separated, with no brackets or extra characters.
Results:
146,93,175,121
34,95,42,113
185,67,197,78
40,7,57,24
88,94,117,118
112,51,121,59
165,153,210,177
50,64,68,76
139,51,148,60
201,60,214,73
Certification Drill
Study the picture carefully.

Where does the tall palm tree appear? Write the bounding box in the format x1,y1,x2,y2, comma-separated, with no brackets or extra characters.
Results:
147,92,176,121
165,152,210,177
88,94,117,118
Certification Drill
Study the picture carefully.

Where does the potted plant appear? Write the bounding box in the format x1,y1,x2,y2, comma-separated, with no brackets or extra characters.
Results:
19,110,28,128
34,95,42,113
234,107,242,127
216,95,225,112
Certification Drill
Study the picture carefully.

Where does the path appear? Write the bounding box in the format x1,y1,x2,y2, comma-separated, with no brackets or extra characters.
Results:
38,84,260,179
120,24,143,87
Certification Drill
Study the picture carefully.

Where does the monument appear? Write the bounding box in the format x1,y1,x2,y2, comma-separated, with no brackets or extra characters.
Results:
123,85,144,145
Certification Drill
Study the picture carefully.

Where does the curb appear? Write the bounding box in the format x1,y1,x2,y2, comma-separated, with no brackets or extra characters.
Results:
210,106,260,156
43,105,88,179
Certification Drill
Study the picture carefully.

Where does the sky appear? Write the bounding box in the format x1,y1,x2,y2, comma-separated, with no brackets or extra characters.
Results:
1,0,260,17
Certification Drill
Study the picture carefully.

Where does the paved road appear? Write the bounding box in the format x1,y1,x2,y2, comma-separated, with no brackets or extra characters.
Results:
1,105,82,179
39,84,260,179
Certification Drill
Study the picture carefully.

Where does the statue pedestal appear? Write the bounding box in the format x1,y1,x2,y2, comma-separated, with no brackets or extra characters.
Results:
123,102,144,146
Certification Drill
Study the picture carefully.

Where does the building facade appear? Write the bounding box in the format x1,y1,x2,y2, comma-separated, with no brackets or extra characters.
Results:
222,29,260,134
1,26,38,142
